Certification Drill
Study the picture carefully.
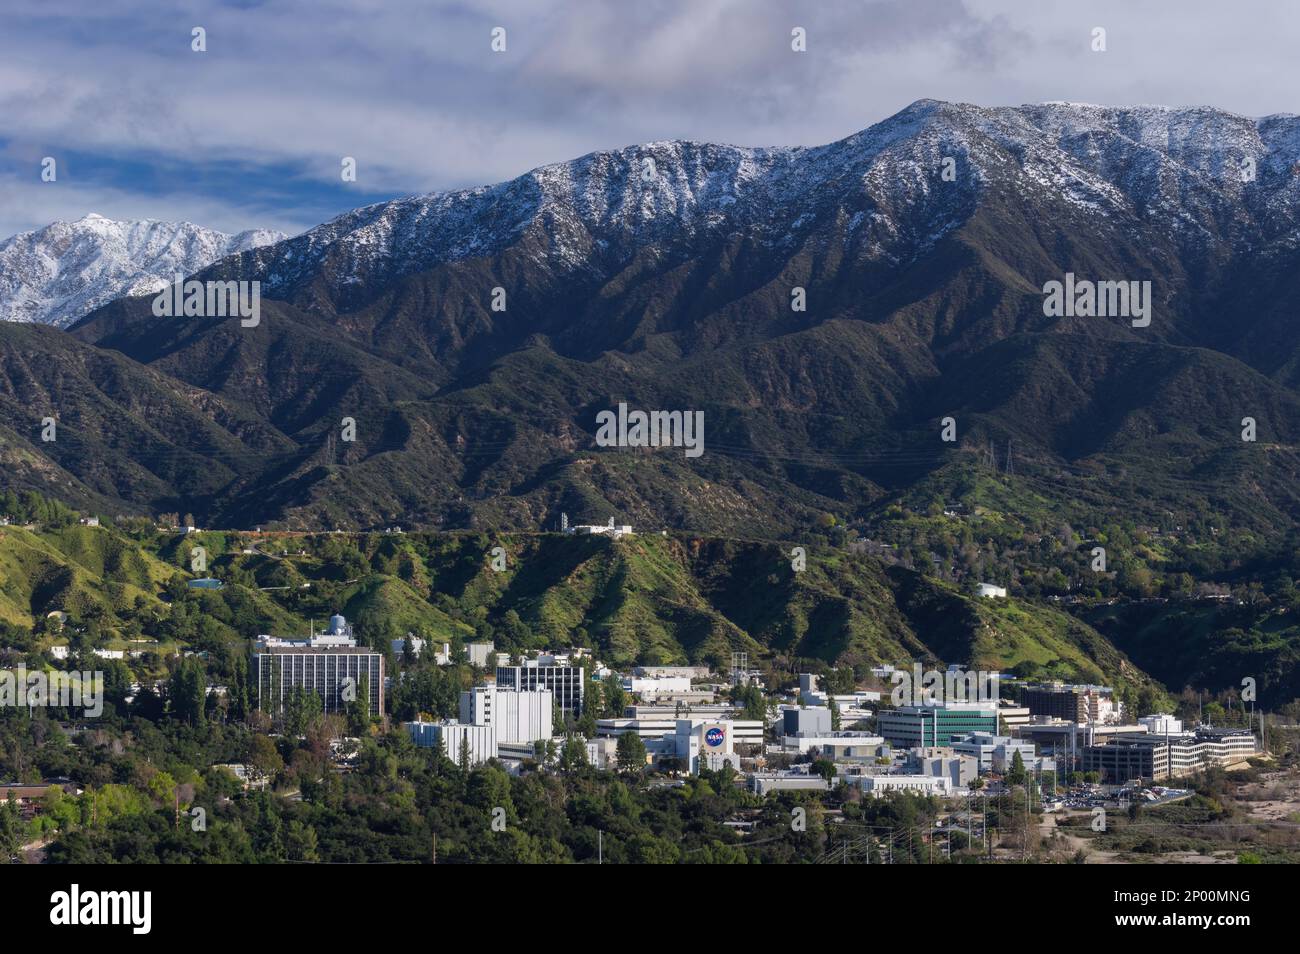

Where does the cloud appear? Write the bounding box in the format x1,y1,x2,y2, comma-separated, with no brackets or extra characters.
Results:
0,0,1298,237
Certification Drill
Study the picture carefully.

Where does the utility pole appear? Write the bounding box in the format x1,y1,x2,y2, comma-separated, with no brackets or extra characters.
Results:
977,795,987,863
598,829,602,865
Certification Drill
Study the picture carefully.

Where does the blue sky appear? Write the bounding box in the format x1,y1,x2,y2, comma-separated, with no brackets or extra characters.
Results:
1,0,1297,239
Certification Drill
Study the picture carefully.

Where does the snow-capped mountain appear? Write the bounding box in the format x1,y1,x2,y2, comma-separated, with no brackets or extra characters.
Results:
18,100,1300,545
216,99,1300,308
0,214,285,328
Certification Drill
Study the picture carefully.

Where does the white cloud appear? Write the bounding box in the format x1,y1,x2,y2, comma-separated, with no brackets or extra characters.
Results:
1,0,1298,237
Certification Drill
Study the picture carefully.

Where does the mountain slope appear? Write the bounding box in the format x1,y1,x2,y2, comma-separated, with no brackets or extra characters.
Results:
6,100,1294,544
0,522,1166,697
0,214,284,328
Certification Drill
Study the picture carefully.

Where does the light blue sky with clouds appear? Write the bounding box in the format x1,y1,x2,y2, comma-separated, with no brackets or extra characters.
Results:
1,0,1297,238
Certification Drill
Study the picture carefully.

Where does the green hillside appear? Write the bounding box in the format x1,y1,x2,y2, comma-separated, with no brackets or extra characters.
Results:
0,519,1165,700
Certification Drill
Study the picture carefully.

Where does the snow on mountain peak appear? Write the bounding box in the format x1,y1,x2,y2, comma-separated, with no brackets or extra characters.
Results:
10,101,1300,326
0,217,287,327
233,100,1300,305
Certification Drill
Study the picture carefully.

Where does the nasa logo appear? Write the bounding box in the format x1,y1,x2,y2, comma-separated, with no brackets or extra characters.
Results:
705,727,725,747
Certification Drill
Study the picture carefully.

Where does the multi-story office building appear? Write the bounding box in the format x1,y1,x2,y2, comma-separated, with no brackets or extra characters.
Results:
1022,683,1118,724
952,733,1052,774
783,706,833,737
496,661,585,715
459,686,553,744
1081,736,1164,783
406,721,496,766
852,775,955,797
997,700,1032,734
877,704,998,749
1083,728,1258,783
670,719,742,774
784,733,887,758
251,617,383,717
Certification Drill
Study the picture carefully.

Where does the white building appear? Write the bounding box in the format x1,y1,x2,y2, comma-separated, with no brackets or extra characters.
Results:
976,583,1008,598
853,775,956,797
598,717,764,748
1139,714,1183,736
905,749,979,788
952,732,1047,774
782,732,886,757
466,642,495,668
50,646,124,661
567,518,633,539
392,635,425,658
625,675,693,697
997,700,1032,734
427,640,496,667
750,773,831,795
671,719,742,774
635,665,710,679
459,686,553,744
583,736,618,770
406,721,497,766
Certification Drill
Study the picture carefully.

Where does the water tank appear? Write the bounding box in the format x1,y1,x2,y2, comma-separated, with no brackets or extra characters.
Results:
328,614,347,635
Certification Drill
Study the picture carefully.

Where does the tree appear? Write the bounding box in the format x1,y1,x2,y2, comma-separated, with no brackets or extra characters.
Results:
0,796,23,862
346,678,371,736
1006,749,1027,787
559,735,588,774
168,657,207,727
602,677,626,718
283,686,323,736
248,734,284,785
616,732,647,774
828,695,841,732
286,819,320,862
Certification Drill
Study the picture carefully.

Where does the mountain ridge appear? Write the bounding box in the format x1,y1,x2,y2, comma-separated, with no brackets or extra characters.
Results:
0,213,285,328
0,99,1293,546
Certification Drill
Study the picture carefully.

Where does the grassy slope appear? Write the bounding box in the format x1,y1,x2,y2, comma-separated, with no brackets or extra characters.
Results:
0,525,1161,692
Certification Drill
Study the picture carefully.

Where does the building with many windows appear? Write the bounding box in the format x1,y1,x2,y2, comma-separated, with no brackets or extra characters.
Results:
496,661,585,715
1082,728,1258,783
251,617,383,718
459,686,553,744
405,721,496,766
1022,683,1119,724
876,704,998,749
951,732,1049,774
852,775,956,797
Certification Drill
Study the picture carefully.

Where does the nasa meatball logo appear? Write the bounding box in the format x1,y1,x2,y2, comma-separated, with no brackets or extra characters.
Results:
704,727,725,747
